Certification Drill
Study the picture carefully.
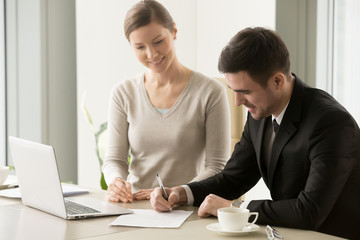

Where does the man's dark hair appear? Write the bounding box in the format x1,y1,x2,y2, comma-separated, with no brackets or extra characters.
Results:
218,27,291,87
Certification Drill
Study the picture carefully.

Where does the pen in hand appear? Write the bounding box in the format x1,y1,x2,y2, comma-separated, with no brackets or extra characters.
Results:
156,174,172,211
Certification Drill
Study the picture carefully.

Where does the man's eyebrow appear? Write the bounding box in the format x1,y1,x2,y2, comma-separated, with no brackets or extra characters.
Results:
227,85,249,93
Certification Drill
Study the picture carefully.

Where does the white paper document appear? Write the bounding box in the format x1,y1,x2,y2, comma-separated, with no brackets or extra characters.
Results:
110,209,193,228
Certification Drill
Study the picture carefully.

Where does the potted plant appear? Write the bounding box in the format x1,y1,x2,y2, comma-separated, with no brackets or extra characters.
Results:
81,92,108,190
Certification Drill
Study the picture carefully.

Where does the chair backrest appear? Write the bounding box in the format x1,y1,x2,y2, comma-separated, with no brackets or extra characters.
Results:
215,77,245,153
215,77,246,201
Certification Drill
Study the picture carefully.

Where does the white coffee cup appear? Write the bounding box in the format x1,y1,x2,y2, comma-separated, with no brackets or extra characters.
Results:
0,166,10,185
217,207,259,231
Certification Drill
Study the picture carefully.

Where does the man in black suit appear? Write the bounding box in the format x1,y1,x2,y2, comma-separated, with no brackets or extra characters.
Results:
150,27,360,239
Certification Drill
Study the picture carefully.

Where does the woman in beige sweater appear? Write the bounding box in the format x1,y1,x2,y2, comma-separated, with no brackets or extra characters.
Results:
103,0,230,203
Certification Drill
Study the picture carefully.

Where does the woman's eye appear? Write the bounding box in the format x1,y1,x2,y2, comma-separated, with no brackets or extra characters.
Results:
154,39,163,45
136,46,144,50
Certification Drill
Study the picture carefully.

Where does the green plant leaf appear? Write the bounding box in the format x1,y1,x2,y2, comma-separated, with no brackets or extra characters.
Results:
100,172,108,190
95,122,108,168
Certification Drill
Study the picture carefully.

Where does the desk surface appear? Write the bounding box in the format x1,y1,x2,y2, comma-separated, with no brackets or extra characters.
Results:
0,187,345,240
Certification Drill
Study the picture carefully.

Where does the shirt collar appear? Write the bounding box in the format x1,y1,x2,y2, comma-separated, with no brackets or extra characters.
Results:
272,101,289,125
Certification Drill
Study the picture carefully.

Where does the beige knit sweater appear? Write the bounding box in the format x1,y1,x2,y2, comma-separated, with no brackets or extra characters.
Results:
103,71,230,192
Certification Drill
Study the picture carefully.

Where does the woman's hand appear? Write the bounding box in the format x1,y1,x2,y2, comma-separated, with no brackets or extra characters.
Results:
198,194,232,217
133,188,154,200
106,178,133,203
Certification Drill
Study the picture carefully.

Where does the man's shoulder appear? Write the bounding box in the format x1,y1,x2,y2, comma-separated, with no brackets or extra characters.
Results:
304,87,349,117
290,76,348,119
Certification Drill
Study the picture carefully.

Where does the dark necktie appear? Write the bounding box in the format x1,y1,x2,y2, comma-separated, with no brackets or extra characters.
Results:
273,119,280,134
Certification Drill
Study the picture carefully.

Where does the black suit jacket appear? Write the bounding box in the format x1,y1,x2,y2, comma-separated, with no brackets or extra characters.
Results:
188,75,360,239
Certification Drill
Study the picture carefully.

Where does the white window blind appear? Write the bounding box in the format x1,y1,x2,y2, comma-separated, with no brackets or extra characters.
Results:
333,0,360,124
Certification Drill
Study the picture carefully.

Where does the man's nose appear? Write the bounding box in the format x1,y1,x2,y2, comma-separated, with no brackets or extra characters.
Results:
235,92,245,106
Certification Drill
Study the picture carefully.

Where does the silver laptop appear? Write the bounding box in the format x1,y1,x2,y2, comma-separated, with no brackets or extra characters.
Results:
8,136,132,219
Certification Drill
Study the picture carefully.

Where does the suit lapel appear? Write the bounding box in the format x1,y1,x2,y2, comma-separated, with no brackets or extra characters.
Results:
268,122,297,186
255,117,270,179
267,75,305,187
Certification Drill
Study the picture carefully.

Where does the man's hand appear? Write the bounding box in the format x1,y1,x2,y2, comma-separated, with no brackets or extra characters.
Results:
150,186,187,211
198,194,232,217
133,188,154,200
106,178,133,203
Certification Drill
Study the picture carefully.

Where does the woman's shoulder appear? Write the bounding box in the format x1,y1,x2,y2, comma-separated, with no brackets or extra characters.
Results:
190,71,225,93
111,73,143,94
110,73,144,104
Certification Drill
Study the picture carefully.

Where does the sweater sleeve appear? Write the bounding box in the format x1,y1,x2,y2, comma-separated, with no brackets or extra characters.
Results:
102,85,130,185
190,80,231,182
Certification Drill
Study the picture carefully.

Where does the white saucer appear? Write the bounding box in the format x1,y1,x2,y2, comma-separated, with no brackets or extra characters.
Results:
206,223,260,236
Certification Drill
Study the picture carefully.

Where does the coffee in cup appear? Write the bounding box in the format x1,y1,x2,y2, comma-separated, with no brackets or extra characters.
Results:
217,207,258,231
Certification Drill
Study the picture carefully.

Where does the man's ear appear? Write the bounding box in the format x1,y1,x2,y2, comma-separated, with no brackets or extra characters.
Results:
272,72,285,89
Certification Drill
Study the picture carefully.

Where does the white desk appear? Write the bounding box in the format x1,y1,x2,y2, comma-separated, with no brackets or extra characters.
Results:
0,187,345,240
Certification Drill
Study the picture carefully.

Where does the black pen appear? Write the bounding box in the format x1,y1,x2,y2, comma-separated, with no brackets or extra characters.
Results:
156,174,172,211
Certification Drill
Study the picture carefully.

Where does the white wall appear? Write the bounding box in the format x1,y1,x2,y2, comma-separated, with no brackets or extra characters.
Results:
76,0,275,201
196,0,276,77
76,0,145,189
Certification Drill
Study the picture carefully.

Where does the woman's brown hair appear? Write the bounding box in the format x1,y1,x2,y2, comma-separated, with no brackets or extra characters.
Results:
124,0,174,41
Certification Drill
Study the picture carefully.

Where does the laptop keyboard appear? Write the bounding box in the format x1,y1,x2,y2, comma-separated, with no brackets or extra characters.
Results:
65,200,101,215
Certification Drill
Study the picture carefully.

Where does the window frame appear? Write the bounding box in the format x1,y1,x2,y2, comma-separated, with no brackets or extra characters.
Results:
0,0,6,166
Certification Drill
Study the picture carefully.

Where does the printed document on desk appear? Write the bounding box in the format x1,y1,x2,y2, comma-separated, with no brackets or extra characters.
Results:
110,209,193,228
